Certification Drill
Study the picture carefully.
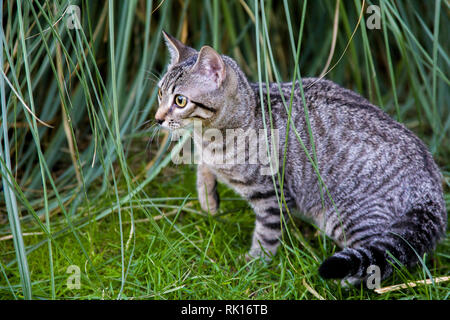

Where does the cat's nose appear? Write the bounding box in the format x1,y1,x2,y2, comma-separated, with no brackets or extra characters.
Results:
155,118,164,125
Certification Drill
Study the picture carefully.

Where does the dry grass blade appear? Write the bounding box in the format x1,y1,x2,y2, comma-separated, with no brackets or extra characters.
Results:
302,278,325,300
0,69,54,128
319,0,340,78
152,0,167,14
305,0,366,89
0,232,44,241
374,276,450,294
56,35,82,186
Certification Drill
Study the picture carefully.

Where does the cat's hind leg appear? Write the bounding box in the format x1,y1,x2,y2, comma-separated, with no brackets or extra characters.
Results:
246,191,293,261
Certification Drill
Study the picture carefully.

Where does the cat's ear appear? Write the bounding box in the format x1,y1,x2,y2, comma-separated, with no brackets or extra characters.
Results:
162,30,196,66
192,46,226,88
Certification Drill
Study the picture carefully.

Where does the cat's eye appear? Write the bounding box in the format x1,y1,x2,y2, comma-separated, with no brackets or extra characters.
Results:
158,88,162,99
174,94,188,108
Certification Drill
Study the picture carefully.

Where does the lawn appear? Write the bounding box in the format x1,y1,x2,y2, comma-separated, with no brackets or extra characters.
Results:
0,0,449,300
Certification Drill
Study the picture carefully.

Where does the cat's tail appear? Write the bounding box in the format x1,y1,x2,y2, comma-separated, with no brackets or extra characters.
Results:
318,198,447,281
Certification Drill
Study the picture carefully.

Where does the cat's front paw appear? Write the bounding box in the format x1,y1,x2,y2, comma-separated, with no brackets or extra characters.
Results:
198,189,220,214
340,276,363,288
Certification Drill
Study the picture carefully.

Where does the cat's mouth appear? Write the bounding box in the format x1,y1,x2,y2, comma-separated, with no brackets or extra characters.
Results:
158,116,208,133
158,119,196,134
157,120,196,142
157,118,181,131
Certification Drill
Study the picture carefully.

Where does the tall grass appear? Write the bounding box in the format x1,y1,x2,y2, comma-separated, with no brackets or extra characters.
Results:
0,0,448,299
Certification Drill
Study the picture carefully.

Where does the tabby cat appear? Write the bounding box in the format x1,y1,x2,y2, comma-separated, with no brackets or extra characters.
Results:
155,32,447,285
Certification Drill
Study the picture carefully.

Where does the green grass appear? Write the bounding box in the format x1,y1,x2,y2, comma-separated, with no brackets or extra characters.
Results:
0,0,449,299
1,164,448,299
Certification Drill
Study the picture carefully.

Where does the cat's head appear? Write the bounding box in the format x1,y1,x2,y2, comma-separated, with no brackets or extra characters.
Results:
155,31,244,130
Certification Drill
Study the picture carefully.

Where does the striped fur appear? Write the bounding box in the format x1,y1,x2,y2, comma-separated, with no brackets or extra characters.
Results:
155,34,447,284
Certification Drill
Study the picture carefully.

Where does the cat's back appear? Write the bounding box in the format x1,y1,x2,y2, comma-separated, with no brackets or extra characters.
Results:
251,77,441,177
251,78,443,215
299,78,441,184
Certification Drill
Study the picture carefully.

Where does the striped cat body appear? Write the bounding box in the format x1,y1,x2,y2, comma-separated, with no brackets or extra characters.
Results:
155,32,447,284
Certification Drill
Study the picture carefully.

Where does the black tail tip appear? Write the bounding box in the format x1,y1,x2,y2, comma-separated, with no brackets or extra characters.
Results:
318,256,353,279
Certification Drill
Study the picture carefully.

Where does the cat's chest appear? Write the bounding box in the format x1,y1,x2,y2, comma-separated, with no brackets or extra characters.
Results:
209,164,260,198
193,128,274,197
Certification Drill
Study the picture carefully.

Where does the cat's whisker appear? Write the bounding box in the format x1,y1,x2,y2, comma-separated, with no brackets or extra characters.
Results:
149,127,159,143
146,125,162,155
145,77,160,84
145,70,161,82
137,119,152,130
138,119,157,131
